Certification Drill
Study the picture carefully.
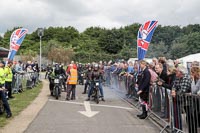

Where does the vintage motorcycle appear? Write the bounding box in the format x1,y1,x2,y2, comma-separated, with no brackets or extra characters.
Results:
91,80,100,104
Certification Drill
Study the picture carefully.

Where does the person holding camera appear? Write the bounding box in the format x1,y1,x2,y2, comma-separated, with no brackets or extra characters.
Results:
154,63,168,118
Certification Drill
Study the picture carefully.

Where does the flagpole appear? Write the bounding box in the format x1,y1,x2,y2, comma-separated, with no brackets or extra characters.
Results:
40,36,42,72
37,28,44,73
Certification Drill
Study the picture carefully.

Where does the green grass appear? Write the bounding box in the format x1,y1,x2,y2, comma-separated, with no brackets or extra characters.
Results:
0,82,43,127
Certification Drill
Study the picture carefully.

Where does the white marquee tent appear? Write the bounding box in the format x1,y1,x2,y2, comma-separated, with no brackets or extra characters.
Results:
178,53,200,68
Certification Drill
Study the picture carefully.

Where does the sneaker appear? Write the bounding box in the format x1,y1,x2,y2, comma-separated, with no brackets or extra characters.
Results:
85,98,90,101
82,92,86,94
102,98,105,102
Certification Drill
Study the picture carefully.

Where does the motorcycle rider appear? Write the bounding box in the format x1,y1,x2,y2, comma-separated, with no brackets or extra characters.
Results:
86,64,105,101
45,64,52,79
59,64,67,91
54,64,62,76
77,63,84,85
82,65,93,94
47,66,54,96
48,63,63,96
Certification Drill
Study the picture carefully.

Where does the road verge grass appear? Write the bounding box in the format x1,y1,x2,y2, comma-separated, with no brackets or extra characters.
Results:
0,82,43,127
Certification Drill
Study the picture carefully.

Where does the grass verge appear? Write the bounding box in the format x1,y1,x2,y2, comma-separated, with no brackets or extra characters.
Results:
0,82,43,127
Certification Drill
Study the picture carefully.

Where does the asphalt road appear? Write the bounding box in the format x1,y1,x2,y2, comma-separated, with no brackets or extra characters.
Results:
24,83,159,133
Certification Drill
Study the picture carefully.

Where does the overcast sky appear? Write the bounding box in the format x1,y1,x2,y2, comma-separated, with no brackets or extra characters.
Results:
0,0,200,35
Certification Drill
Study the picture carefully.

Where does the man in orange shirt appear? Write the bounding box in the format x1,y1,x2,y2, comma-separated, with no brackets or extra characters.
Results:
66,64,78,100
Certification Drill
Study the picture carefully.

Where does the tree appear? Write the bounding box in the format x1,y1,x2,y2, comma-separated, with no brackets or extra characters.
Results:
147,42,170,58
1,23,200,62
20,49,37,62
170,42,187,59
98,29,123,54
48,47,74,64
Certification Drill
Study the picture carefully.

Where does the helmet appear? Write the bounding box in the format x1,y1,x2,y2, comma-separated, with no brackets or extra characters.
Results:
55,64,60,70
79,63,82,68
94,64,99,71
88,65,92,70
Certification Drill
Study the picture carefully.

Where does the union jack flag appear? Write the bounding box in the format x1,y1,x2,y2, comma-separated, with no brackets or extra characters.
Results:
137,21,158,60
7,28,28,61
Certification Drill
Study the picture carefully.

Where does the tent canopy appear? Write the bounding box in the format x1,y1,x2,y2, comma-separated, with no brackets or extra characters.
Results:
179,53,200,68
0,47,9,58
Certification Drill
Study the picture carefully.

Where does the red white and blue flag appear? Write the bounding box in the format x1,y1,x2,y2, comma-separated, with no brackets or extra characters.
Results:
7,28,28,61
137,21,158,60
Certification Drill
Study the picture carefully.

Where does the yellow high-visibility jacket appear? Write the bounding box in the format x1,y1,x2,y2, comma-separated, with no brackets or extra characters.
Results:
0,68,5,85
4,66,13,82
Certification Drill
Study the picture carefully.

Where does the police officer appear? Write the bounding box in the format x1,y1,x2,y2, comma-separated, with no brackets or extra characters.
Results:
0,61,12,118
4,61,14,99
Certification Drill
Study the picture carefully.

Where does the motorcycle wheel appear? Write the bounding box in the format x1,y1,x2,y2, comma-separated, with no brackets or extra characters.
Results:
55,86,59,100
96,88,99,104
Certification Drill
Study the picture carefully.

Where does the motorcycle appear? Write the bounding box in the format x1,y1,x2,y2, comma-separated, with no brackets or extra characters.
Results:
78,72,84,85
91,80,100,104
59,74,67,92
52,75,62,100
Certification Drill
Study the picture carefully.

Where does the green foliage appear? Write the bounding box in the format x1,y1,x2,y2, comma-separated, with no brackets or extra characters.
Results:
1,24,200,62
170,32,200,59
147,42,170,58
98,29,123,54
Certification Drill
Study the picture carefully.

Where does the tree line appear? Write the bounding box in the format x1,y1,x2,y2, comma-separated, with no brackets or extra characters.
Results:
0,23,200,63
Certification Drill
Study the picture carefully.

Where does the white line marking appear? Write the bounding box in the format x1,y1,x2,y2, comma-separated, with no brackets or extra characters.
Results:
78,101,99,118
48,99,133,110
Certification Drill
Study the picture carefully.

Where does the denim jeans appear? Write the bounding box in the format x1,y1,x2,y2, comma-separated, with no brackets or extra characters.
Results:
88,81,104,98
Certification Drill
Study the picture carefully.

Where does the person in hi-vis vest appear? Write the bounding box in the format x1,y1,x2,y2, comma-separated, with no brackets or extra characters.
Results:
66,64,78,100
4,61,14,99
0,61,12,118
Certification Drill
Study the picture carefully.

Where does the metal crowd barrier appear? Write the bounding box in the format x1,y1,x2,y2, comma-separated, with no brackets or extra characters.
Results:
12,71,40,93
12,72,25,93
172,93,200,133
104,71,200,133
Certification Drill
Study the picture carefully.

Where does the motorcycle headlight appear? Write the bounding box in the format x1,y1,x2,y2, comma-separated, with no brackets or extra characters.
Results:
95,82,99,86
